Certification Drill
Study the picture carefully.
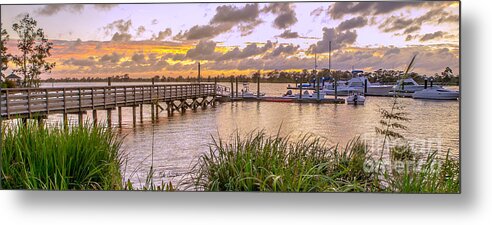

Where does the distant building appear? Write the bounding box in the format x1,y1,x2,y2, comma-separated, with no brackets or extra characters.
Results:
5,72,21,86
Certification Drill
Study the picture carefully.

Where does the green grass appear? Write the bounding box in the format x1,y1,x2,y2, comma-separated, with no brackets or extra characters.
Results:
188,131,460,193
1,121,123,190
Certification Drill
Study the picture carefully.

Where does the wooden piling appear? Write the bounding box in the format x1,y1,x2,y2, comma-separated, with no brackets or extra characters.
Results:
107,109,112,127
235,77,239,98
151,103,155,122
93,110,98,125
132,106,136,127
139,104,143,123
118,106,122,127
78,112,83,126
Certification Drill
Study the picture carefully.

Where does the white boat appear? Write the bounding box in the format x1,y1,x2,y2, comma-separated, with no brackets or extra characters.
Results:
241,82,265,99
346,92,365,105
388,78,438,97
412,87,459,100
321,71,393,96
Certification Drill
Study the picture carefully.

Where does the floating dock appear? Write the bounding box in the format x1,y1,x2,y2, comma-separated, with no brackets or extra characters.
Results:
218,96,345,104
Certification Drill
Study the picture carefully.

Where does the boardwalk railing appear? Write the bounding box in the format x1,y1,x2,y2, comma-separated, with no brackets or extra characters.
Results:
1,83,221,119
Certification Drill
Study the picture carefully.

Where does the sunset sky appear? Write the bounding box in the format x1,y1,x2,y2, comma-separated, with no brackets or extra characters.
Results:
0,1,460,79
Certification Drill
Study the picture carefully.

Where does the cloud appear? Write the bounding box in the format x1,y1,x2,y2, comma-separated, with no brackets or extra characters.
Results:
210,3,260,24
152,28,172,41
310,7,324,17
378,8,459,34
99,52,124,63
218,41,273,61
185,40,219,60
262,3,298,29
93,4,118,11
277,30,299,39
269,44,299,57
36,4,117,16
131,53,146,64
151,19,158,25
309,27,358,53
104,19,132,34
111,32,132,42
419,31,446,42
136,26,146,36
327,2,450,19
63,57,96,67
336,16,368,31
176,24,232,40
36,4,84,16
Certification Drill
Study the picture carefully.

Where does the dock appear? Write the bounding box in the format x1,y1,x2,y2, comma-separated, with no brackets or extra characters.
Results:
0,83,221,127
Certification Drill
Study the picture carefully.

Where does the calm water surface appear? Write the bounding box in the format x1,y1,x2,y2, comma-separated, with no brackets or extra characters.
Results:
41,82,460,186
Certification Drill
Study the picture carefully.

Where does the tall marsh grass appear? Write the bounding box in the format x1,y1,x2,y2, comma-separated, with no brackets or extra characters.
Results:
188,131,459,193
1,121,123,190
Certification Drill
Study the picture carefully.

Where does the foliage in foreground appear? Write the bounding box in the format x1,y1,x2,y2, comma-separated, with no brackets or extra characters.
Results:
188,131,460,193
1,121,122,190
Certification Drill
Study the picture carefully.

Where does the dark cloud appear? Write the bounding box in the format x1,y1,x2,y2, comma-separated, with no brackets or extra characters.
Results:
177,3,263,40
176,24,232,40
152,28,172,41
218,41,273,61
104,19,132,34
310,7,324,17
337,16,368,31
419,31,446,42
262,3,298,29
309,27,358,53
378,16,413,33
136,26,146,36
210,3,259,24
327,2,448,19
63,57,96,67
93,4,118,11
269,44,299,57
111,32,132,42
277,30,299,39
99,52,124,63
185,40,219,60
37,4,117,16
403,25,420,34
131,53,146,64
36,4,84,16
379,8,459,34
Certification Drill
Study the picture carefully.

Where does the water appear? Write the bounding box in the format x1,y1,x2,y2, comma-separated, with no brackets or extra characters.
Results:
41,82,460,186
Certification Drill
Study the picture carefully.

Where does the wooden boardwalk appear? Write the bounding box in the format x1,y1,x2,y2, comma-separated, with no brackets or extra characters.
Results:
0,83,224,126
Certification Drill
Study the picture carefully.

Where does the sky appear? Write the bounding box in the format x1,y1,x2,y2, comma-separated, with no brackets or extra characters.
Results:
0,1,460,79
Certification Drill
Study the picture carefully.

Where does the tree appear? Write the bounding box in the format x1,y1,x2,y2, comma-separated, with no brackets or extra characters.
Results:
11,14,55,87
1,23,9,81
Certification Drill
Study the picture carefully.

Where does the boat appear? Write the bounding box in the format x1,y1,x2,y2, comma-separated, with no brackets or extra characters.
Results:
240,82,265,99
412,87,459,100
321,71,393,96
346,92,365,105
388,78,435,97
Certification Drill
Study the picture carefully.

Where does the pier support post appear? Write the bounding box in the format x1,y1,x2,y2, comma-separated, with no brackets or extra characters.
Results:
63,113,68,128
151,103,155,122
230,77,234,101
155,103,159,120
78,112,83,126
107,109,112,127
139,104,143,123
132,106,136,127
93,110,98,125
118,107,122,127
